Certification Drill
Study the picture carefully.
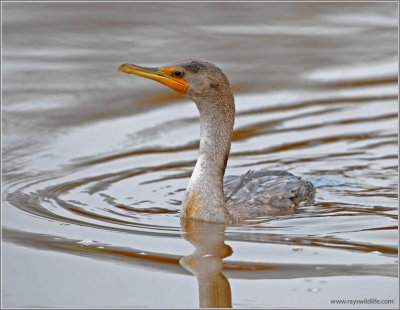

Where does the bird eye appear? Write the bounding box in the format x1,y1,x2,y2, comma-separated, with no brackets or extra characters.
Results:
174,70,183,78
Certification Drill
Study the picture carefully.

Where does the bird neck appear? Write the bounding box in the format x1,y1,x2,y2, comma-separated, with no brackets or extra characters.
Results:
182,95,235,222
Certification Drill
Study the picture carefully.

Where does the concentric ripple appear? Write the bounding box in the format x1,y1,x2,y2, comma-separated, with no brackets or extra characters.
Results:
2,2,398,307
4,76,398,262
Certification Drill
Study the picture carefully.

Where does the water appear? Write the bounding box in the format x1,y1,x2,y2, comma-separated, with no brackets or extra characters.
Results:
2,2,398,308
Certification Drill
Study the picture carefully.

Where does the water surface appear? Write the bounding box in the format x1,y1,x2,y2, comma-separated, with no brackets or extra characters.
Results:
2,2,398,308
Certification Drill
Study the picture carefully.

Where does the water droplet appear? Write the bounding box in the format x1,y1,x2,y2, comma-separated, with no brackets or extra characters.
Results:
138,251,147,255
283,237,291,241
292,247,303,252
308,288,321,293
77,239,94,245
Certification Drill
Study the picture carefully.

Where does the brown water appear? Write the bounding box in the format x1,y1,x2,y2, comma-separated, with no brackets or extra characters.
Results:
2,2,399,308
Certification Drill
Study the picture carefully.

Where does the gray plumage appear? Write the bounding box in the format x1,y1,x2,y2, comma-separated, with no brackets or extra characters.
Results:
224,169,315,222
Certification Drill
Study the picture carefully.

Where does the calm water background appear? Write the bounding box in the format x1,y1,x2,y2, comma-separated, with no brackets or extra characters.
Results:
2,2,399,308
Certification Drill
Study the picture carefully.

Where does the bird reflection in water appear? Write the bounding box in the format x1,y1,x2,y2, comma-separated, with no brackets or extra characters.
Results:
180,218,232,308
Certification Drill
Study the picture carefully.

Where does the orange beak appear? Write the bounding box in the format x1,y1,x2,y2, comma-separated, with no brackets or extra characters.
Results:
118,63,189,95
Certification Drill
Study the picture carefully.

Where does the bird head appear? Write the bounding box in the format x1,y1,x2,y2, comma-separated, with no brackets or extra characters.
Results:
118,59,232,104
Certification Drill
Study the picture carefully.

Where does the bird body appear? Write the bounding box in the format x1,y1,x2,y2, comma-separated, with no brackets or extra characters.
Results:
224,169,314,221
119,59,315,223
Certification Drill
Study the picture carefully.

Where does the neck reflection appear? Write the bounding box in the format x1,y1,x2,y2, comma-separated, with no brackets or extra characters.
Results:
180,218,232,308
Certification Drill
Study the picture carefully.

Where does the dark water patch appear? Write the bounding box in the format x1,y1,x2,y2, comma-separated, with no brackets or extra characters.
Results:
323,77,398,88
3,228,397,279
236,95,397,116
74,142,199,167
232,132,392,157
